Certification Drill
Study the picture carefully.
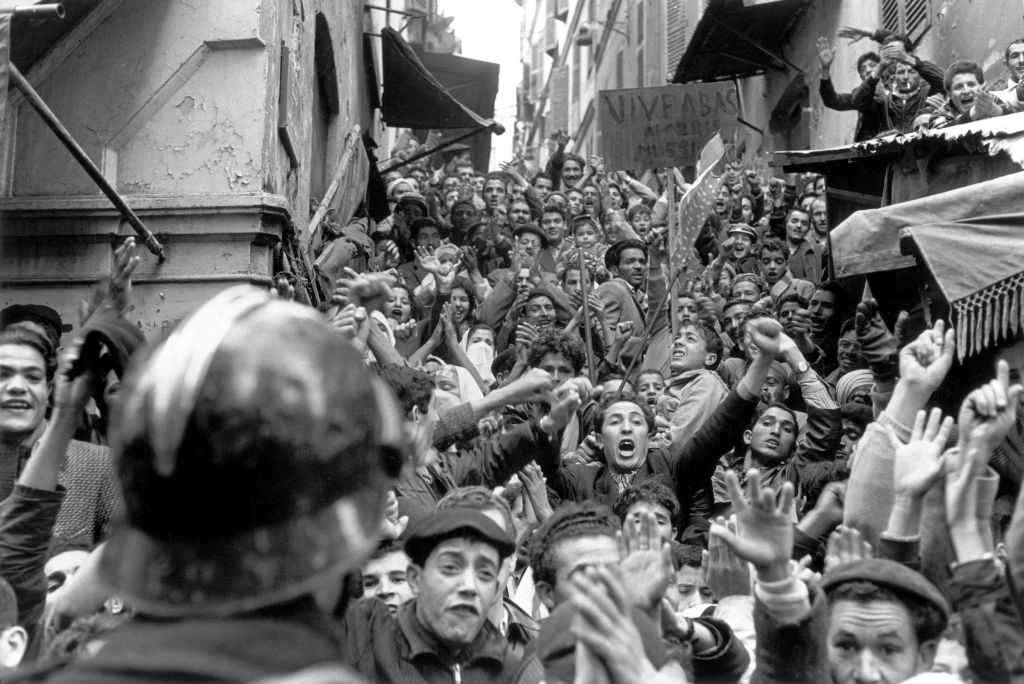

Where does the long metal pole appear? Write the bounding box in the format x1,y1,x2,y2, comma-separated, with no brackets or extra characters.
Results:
0,4,64,17
10,64,165,259
576,246,596,383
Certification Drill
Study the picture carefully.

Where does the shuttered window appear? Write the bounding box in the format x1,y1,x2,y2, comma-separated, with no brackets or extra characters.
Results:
530,40,544,99
881,0,931,46
665,0,687,76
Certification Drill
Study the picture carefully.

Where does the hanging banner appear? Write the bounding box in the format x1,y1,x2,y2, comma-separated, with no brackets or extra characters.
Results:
597,82,738,171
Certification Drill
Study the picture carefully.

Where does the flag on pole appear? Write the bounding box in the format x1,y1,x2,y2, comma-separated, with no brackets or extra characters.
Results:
668,134,726,281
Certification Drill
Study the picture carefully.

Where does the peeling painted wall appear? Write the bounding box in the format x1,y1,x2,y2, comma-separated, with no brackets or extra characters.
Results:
263,0,375,237
11,0,268,197
1,0,379,333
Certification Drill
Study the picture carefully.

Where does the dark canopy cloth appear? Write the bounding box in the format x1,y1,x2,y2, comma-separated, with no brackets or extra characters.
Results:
671,0,812,83
832,170,1024,279
832,170,1024,359
380,26,503,134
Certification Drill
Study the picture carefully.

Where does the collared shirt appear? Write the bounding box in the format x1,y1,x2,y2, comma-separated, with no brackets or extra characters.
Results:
993,76,1024,112
391,600,521,684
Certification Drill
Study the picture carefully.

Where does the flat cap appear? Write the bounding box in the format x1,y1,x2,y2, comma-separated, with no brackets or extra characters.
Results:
513,222,549,249
0,304,67,334
727,223,758,241
821,558,950,619
396,192,428,214
404,508,515,563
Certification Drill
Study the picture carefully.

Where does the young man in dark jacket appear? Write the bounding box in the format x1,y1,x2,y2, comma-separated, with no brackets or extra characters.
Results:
540,318,787,546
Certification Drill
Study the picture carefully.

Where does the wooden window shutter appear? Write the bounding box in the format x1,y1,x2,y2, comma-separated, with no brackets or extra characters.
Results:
905,0,931,45
881,0,930,46
545,16,558,56
881,0,901,34
665,0,687,76
555,0,569,22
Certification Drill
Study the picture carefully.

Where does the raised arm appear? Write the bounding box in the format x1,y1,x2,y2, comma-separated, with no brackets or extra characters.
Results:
942,364,1024,681
0,343,95,647
780,334,841,469
817,37,859,112
671,319,782,484
844,321,956,547
713,470,829,684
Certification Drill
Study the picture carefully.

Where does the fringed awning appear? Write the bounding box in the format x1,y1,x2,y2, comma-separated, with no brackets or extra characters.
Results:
899,211,1024,360
949,272,1024,359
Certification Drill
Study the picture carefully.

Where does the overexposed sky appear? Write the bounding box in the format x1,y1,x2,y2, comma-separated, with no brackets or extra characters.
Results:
439,0,521,166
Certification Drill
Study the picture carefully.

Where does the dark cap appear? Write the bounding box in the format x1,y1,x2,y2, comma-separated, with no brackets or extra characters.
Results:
396,192,428,214
404,507,515,565
727,223,758,241
0,304,68,336
821,558,950,619
513,223,549,249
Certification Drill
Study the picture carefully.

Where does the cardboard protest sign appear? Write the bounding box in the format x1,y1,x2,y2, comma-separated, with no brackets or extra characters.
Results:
597,83,738,171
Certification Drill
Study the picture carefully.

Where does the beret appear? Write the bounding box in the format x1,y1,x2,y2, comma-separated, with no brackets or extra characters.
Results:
821,558,950,619
404,508,515,563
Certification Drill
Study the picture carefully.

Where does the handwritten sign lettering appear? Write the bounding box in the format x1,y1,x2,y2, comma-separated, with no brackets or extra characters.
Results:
598,84,739,170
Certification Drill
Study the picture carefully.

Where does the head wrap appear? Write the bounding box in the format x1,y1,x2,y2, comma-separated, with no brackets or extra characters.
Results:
836,369,874,405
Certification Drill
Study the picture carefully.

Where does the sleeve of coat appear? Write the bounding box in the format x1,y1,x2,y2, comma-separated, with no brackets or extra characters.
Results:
596,283,645,361
819,77,857,110
672,389,758,485
450,419,560,490
0,485,66,649
915,58,946,95
843,415,900,549
477,272,517,331
1007,465,1024,625
751,582,830,684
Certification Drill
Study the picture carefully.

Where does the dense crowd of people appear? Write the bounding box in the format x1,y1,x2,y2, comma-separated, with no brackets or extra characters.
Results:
0,25,1023,684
